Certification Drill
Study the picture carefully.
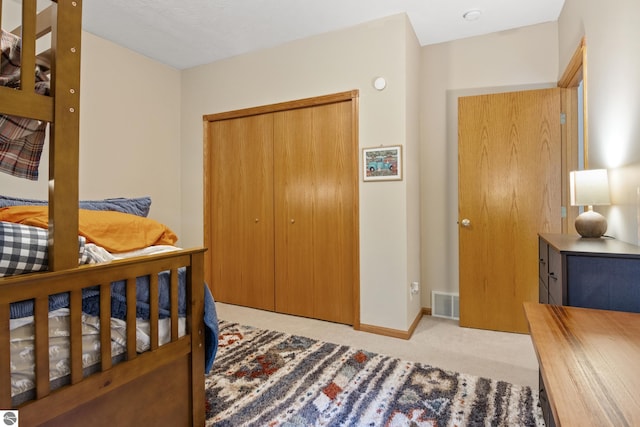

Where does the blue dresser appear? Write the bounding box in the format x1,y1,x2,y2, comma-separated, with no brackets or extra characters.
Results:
539,233,640,312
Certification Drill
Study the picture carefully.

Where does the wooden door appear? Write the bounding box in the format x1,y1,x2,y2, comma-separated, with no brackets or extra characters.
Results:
458,88,562,333
207,114,275,310
273,101,356,324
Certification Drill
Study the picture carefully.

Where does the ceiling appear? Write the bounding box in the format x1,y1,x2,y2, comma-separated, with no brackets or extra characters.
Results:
82,0,565,70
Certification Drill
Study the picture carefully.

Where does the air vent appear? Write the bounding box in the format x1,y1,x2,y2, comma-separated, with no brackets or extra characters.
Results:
431,291,460,320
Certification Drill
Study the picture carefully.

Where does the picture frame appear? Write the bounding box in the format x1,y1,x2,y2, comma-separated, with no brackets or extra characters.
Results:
362,145,403,181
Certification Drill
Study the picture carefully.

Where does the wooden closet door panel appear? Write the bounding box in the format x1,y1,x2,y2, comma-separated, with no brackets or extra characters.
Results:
274,101,355,324
312,101,355,324
209,115,275,310
273,107,315,318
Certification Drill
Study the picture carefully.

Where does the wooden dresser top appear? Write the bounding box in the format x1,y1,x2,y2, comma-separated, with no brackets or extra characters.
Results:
524,302,640,427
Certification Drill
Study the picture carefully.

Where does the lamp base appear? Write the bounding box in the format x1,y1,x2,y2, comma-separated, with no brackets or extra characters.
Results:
575,210,607,238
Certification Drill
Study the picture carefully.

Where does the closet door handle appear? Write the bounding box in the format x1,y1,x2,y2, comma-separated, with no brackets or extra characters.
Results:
255,218,260,223
290,219,295,224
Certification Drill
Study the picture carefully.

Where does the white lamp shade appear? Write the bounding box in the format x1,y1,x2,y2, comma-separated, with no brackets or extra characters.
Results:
570,169,611,207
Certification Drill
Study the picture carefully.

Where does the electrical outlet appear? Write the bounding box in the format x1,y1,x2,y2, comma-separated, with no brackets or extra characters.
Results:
410,282,420,296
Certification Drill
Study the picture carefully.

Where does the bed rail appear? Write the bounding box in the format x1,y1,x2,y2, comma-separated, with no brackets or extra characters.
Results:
0,0,82,272
0,247,206,426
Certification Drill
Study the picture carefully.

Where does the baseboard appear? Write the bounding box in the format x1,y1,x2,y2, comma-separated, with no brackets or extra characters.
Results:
358,307,426,340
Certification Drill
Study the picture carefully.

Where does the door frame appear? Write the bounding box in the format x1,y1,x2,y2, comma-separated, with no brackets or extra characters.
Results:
558,37,588,235
202,90,361,328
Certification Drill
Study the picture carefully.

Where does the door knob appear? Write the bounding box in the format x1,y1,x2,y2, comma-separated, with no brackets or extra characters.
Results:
290,219,295,224
461,218,471,227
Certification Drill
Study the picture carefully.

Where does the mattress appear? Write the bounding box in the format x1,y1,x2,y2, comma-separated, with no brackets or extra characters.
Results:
10,307,185,403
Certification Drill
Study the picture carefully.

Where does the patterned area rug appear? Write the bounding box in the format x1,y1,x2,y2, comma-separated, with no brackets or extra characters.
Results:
205,321,544,426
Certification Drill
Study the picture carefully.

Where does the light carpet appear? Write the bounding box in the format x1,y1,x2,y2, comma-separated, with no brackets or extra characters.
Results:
205,321,544,426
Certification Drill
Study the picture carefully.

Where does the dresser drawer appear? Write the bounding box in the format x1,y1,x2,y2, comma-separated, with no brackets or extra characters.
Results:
538,372,555,427
539,238,549,288
539,233,640,313
539,278,549,304
566,255,640,312
548,247,563,304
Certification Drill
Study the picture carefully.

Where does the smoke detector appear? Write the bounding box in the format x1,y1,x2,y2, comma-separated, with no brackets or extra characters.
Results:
463,9,482,21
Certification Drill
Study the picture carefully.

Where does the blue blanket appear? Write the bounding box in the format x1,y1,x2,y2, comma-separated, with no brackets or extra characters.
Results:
203,284,218,373
9,270,219,373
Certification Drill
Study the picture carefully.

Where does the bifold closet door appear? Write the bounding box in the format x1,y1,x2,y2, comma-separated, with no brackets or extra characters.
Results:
208,114,275,310
273,101,355,324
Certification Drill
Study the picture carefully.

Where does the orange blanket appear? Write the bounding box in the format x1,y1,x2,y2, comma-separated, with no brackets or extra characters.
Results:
0,206,177,253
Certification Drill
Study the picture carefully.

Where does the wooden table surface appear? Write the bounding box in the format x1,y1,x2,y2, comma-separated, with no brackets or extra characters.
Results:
524,302,640,427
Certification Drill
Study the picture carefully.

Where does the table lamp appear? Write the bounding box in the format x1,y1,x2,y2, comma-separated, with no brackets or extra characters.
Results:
570,169,610,238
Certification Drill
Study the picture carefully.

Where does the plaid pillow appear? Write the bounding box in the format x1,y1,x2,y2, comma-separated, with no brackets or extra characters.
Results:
0,221,48,277
0,221,100,277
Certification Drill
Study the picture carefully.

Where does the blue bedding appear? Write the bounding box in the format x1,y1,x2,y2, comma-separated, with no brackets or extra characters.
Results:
0,195,152,217
9,270,219,373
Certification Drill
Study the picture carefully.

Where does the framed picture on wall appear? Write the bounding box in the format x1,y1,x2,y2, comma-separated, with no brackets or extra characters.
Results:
362,145,403,181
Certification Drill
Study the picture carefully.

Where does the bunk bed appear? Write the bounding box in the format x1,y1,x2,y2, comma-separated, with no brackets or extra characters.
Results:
0,1,215,425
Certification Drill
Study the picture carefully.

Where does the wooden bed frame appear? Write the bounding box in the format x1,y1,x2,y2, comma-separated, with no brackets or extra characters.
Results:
0,1,207,425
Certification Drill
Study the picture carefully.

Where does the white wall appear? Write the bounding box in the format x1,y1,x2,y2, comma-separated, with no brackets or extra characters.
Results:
558,0,640,245
79,33,183,236
405,21,422,326
180,14,421,331
0,32,184,240
419,22,559,304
